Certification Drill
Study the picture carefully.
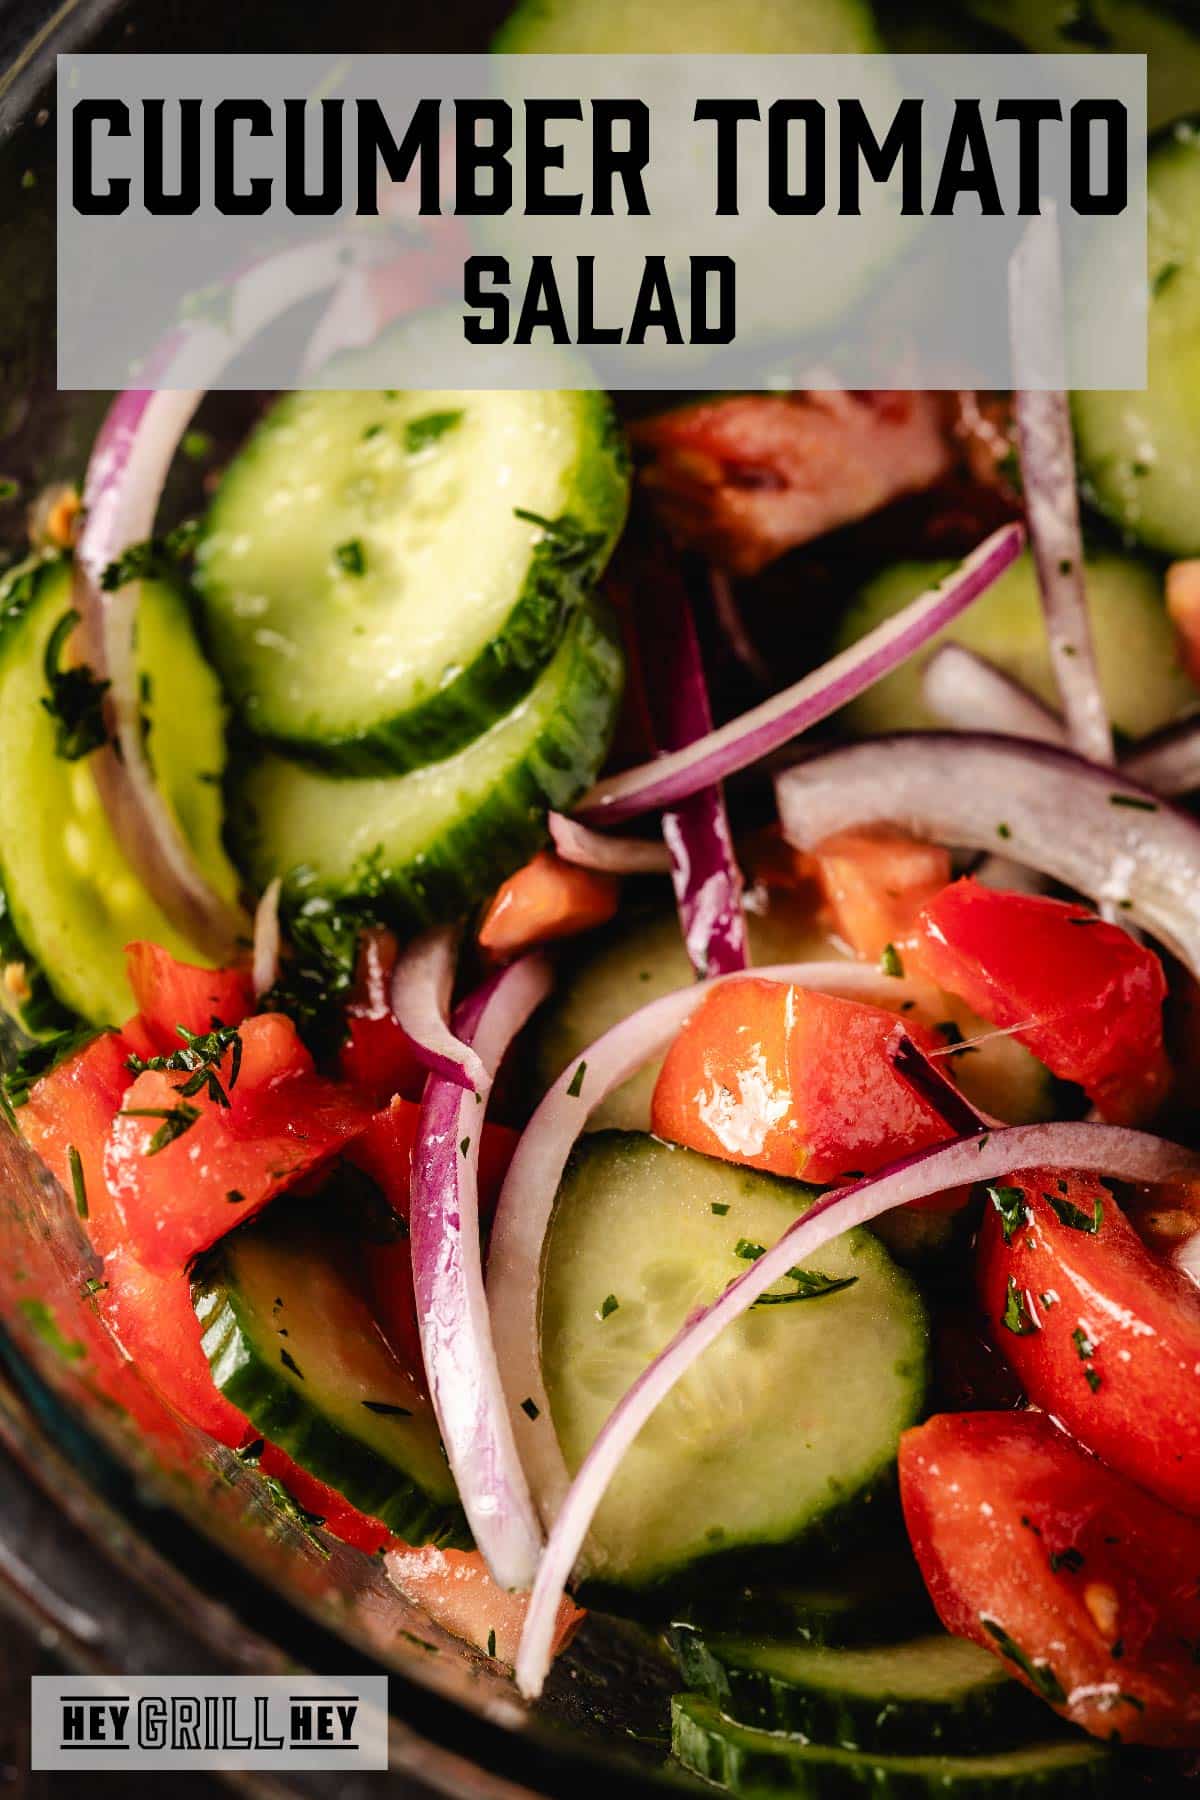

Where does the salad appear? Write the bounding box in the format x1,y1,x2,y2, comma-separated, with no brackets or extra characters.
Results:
5,0,1200,1794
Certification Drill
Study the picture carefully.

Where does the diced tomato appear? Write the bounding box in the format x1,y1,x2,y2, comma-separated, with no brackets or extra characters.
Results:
96,1248,252,1449
385,1544,585,1666
651,978,958,1190
125,942,255,1053
1166,559,1200,690
478,851,619,959
18,1028,141,1253
103,1013,374,1271
900,1410,1200,1746
337,927,427,1106
811,826,950,962
256,1444,392,1555
977,1167,1200,1516
909,879,1169,1125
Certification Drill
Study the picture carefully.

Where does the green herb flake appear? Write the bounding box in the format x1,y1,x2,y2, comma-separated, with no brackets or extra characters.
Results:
119,1102,202,1155
986,1183,1029,1245
996,822,1011,841
0,477,19,502
81,1276,108,1299
1,1026,100,1114
520,1397,539,1420
362,1399,413,1417
753,1269,859,1307
334,538,367,576
1049,1547,1084,1575
1153,261,1182,298
1109,793,1158,812
710,1202,730,1216
1058,558,1073,577
280,1348,304,1380
404,409,464,454
486,1628,497,1659
67,1144,88,1219
566,1060,587,1098
1002,1276,1039,1336
735,1239,766,1261
1085,1367,1103,1393
460,1136,471,1158
126,1019,243,1108
102,518,200,591
226,1189,247,1205
879,942,904,978
1047,1190,1103,1235
40,609,111,761
981,1618,1067,1704
1072,1325,1097,1361
182,430,213,462
599,1294,620,1320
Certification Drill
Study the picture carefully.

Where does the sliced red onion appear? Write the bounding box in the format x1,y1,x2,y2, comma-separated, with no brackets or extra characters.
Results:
390,924,488,1095
1009,208,1112,769
547,813,672,875
74,238,359,960
776,733,1200,977
514,1117,1200,1698
486,959,928,1531
251,878,282,999
409,955,554,1592
1122,718,1200,798
922,644,1066,746
1176,1231,1200,1290
575,523,1024,825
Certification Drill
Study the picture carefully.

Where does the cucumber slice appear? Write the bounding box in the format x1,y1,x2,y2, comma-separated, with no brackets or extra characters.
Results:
494,0,882,52
193,1206,468,1548
0,556,241,1033
532,901,1061,1136
1074,119,1200,557
835,548,1194,742
670,1550,936,1647
196,389,628,774
540,1131,928,1592
669,1628,1050,1754
229,601,623,928
671,1693,1115,1799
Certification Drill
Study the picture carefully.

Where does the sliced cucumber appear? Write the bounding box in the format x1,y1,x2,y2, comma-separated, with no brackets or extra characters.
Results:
229,601,623,928
196,389,627,775
835,547,1194,742
540,1131,927,1592
1075,119,1200,557
494,0,882,52
193,1206,467,1548
671,1693,1115,1799
669,1549,935,1647
0,556,240,1033
532,900,1062,1135
669,1628,1049,1754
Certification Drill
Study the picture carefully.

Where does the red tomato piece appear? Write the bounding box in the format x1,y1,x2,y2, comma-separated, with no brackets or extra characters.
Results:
96,1247,252,1449
125,941,254,1054
977,1167,1200,1516
256,1444,392,1555
103,1014,373,1271
18,1029,140,1253
909,879,1169,1125
651,977,957,1188
337,927,427,1106
811,825,950,961
477,850,619,959
386,1544,584,1666
900,1410,1200,1746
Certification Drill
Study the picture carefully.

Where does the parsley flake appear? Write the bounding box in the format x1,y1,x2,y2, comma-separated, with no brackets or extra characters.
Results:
1047,1190,1103,1235
1108,793,1158,812
362,1399,413,1418
1002,1276,1039,1336
40,609,110,760
119,1102,202,1155
405,409,464,453
334,538,366,576
986,1183,1029,1245
67,1144,87,1218
880,942,904,978
567,1060,587,1098
599,1294,620,1320
520,1397,539,1420
981,1619,1066,1704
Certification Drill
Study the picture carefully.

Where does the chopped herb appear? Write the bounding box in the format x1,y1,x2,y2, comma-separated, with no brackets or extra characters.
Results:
880,942,904,978
710,1202,730,1216
1049,1547,1084,1575
1085,1367,1103,1393
460,1136,471,1157
40,609,110,760
1,1025,100,1112
259,887,371,1059
735,1239,766,1261
599,1294,620,1320
1108,793,1158,812
1020,1515,1042,1537
996,822,1011,840
81,1276,108,1299
404,409,464,453
1067,915,1102,927
1072,1325,1097,1361
334,538,366,576
1058,558,1073,576
753,1268,859,1306
362,422,384,440
101,517,199,590
118,1102,202,1155
566,1060,587,1098
280,1348,304,1379
981,1618,1066,1704
126,1019,243,1107
1047,1190,1103,1234
986,1183,1029,1245
520,1397,539,1420
362,1400,413,1417
1002,1276,1039,1336
226,1189,248,1205
67,1144,87,1219
486,1628,497,1659
0,477,19,502
1131,460,1151,479
1153,261,1182,298
181,429,213,461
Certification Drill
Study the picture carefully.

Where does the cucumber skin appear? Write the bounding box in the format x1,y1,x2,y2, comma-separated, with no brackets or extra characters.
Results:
668,1555,937,1648
199,392,629,777
193,1280,471,1550
230,601,625,931
668,1627,1050,1756
671,1695,1116,1800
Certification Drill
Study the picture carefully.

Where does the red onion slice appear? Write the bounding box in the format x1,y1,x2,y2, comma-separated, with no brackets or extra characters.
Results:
410,955,554,1591
390,924,488,1094
1176,1231,1200,1290
1009,209,1112,768
514,1117,1200,1698
486,960,928,1531
887,1024,992,1136
922,644,1066,747
776,733,1200,976
547,813,672,875
251,877,282,999
574,523,1024,825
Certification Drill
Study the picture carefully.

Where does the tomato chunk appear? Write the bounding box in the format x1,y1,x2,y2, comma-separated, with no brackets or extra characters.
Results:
910,879,1169,1124
651,978,956,1187
18,1029,141,1252
256,1444,392,1555
385,1544,584,1665
977,1167,1200,1515
125,942,254,1053
103,1013,373,1271
478,850,619,958
811,825,950,961
96,1248,251,1448
901,1410,1200,1746
337,927,427,1106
